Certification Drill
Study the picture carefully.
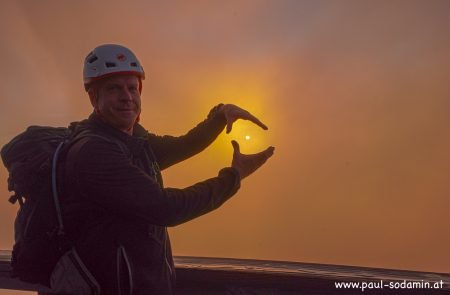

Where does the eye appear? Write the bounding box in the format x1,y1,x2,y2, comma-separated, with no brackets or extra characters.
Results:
107,84,120,91
129,85,138,93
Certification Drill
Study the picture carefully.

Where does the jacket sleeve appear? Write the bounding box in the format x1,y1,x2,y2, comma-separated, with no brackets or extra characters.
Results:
148,104,226,170
74,138,240,227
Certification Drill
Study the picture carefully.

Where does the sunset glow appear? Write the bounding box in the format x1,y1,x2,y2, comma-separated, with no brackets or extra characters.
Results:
0,1,449,279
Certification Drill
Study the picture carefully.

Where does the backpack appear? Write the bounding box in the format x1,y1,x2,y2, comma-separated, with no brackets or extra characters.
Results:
1,125,78,285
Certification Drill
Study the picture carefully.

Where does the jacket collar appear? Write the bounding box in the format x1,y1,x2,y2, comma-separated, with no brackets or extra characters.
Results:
86,112,149,154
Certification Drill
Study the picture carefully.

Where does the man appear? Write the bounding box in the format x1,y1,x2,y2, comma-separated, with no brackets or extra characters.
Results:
56,44,274,295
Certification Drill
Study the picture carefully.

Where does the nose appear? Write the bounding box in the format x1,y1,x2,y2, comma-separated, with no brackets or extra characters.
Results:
120,87,134,102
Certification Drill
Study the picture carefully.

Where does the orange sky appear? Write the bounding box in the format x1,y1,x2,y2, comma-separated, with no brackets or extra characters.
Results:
0,3,449,290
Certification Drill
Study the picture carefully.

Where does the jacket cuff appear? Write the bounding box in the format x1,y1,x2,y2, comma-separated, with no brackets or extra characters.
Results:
218,167,241,196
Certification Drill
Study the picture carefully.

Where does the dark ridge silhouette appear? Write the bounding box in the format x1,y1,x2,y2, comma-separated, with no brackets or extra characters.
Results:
1,250,449,294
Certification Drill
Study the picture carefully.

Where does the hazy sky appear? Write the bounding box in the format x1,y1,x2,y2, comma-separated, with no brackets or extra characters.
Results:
0,3,449,291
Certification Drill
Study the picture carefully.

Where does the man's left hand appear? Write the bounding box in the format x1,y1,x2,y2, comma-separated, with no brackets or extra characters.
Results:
220,104,268,134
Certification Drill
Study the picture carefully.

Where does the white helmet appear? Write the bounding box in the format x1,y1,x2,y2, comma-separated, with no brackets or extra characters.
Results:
83,44,145,91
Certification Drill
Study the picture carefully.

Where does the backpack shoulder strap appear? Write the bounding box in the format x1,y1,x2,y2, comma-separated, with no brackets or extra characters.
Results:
62,130,129,192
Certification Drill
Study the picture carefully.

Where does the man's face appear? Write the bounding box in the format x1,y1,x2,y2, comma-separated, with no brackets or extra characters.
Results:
90,74,141,134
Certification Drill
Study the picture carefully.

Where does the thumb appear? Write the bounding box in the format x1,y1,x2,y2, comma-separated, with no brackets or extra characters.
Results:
231,140,240,154
226,121,232,134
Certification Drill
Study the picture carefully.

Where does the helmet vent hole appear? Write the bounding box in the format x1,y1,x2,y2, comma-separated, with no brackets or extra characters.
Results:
87,54,98,64
105,62,117,68
130,62,138,67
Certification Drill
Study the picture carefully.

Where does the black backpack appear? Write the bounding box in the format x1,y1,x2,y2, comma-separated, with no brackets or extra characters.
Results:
1,125,78,285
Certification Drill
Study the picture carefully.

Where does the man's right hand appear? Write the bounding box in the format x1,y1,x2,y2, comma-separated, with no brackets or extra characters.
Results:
231,140,275,180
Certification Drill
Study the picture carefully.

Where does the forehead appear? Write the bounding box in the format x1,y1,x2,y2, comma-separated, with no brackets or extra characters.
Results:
102,74,139,86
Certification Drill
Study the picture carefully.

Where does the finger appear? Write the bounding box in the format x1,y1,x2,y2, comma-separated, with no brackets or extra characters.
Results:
258,146,275,165
264,147,275,162
255,146,275,157
253,152,270,167
231,140,240,154
246,146,273,166
254,146,275,165
245,114,268,130
265,146,275,157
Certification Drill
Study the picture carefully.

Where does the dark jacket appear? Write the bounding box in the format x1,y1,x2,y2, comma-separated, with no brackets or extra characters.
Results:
60,105,241,295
